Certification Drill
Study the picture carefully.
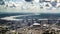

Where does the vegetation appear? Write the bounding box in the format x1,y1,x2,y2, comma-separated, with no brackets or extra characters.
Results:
0,26,9,34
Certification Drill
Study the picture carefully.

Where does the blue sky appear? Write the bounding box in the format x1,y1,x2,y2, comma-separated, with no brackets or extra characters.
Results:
0,0,60,13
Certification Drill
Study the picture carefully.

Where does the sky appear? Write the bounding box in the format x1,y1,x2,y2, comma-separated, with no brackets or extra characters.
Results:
0,0,60,13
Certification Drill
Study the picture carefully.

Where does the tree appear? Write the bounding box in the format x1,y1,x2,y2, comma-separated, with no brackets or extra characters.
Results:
0,27,9,34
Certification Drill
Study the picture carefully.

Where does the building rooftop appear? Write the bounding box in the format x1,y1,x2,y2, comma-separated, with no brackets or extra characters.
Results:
33,23,40,25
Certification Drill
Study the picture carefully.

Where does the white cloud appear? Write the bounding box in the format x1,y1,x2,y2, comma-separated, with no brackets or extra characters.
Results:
34,0,39,3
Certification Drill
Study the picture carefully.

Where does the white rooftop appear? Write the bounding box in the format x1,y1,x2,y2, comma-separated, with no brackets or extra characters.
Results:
33,23,40,25
43,24,49,27
43,24,47,26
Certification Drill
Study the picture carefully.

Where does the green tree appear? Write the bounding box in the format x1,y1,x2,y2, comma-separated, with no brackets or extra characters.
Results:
0,27,9,34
